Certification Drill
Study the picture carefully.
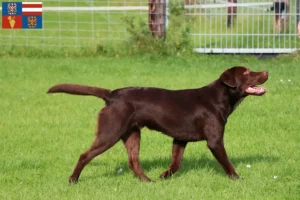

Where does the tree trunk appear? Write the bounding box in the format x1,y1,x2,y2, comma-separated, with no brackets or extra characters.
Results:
227,0,237,28
148,0,165,38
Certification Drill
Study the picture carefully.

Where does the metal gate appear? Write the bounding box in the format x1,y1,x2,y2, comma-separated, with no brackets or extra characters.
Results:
184,0,300,53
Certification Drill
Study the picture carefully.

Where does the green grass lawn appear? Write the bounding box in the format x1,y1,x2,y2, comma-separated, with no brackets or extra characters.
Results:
1,55,300,199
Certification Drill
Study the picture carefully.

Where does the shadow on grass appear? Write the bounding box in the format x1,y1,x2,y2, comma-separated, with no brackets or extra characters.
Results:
84,154,279,181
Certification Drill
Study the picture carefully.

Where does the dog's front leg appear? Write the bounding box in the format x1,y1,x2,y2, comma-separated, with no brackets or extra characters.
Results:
159,139,187,179
207,138,239,179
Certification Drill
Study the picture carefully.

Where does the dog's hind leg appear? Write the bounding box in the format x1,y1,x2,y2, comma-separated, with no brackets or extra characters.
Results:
159,139,187,179
122,129,152,182
69,103,135,184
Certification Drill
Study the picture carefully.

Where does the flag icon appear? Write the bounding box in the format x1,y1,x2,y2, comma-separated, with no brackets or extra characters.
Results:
2,2,42,29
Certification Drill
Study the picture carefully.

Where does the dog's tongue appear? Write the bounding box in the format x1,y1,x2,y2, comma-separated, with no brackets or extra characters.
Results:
245,86,266,95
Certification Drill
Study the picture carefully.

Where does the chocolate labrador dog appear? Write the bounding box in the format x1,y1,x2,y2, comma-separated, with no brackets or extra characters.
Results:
47,66,268,183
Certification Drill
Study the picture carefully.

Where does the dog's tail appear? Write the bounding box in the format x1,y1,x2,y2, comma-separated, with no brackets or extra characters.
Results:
47,84,111,101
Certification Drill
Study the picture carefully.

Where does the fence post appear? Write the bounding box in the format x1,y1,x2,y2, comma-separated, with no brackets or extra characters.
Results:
297,0,300,23
148,0,166,38
165,0,168,31
297,0,300,38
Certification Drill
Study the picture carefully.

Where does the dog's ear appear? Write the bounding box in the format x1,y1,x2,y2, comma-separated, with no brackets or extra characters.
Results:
220,67,237,87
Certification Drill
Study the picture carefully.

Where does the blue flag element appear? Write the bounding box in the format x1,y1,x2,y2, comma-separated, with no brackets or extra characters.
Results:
2,2,22,16
22,15,42,29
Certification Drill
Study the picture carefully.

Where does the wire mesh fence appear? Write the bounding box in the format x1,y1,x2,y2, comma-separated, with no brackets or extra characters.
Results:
0,0,299,53
0,0,148,48
185,0,300,53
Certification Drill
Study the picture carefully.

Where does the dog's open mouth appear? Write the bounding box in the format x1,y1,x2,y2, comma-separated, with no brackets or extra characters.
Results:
245,86,266,95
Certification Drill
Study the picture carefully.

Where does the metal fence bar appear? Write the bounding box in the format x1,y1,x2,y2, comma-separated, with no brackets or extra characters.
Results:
194,48,297,53
0,6,148,11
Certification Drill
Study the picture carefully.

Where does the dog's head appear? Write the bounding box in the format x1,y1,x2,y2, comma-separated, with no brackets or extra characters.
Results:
220,66,268,96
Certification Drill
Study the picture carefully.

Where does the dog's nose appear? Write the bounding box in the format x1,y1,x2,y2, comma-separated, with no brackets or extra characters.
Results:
263,71,268,76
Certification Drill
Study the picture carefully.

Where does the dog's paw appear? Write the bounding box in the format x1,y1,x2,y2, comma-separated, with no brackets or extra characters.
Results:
229,173,241,180
68,176,79,184
159,170,172,180
137,175,153,182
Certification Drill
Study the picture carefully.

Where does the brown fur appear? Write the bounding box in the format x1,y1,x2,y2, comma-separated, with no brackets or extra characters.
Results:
47,66,268,183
